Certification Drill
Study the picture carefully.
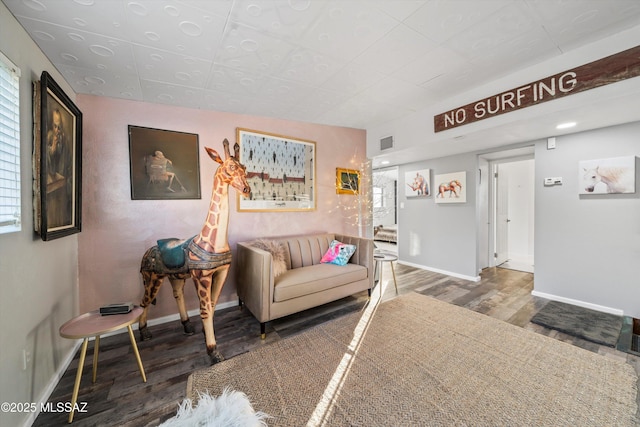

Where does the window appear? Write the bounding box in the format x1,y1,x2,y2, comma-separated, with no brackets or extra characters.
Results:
0,51,21,234
373,186,383,208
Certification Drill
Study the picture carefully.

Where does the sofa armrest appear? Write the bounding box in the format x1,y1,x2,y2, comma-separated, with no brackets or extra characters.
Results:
236,242,273,323
334,234,374,288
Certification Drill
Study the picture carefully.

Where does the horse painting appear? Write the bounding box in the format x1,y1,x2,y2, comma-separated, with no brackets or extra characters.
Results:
580,157,636,194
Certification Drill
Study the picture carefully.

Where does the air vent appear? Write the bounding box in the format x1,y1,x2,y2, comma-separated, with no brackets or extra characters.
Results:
380,136,393,151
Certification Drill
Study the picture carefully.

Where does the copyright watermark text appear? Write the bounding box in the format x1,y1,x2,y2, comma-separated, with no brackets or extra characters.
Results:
1,401,88,413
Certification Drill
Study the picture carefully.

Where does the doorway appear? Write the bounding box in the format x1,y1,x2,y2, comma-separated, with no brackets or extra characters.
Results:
372,167,398,255
479,148,535,273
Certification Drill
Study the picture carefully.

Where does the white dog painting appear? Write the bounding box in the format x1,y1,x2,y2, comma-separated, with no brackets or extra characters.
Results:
579,156,636,194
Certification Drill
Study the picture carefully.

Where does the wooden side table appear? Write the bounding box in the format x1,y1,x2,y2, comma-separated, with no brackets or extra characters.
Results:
59,307,147,423
374,252,398,296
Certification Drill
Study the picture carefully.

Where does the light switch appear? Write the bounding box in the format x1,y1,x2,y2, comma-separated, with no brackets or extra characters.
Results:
544,177,563,186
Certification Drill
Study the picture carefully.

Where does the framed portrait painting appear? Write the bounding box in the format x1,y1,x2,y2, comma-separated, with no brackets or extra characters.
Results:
236,128,316,212
336,168,360,195
33,71,82,241
128,126,201,200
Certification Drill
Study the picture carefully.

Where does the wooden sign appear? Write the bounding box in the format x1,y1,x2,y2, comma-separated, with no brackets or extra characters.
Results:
434,45,640,132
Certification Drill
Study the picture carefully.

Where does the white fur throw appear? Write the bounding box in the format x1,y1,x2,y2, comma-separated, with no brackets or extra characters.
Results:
250,239,288,277
160,388,269,427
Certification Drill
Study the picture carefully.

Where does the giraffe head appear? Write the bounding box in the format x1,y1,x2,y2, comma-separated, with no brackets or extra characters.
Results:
205,139,251,196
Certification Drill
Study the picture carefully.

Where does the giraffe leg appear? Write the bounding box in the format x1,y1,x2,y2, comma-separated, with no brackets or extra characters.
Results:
169,275,195,335
192,265,229,364
139,271,165,341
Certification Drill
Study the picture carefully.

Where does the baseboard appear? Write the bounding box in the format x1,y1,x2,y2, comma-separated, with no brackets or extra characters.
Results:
23,298,238,426
94,299,239,340
398,260,481,282
531,291,624,316
21,340,82,427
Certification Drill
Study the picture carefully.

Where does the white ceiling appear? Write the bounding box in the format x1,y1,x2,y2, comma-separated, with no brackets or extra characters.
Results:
4,0,640,157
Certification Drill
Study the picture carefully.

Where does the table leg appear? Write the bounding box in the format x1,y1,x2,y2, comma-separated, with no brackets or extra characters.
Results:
92,335,100,383
379,262,384,297
69,338,89,423
390,262,398,294
127,325,147,382
374,260,379,285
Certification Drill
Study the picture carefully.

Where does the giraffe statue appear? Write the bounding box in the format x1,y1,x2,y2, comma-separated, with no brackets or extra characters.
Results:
138,139,250,364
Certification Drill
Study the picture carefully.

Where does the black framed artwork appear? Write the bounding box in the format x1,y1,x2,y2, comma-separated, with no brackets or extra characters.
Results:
128,125,201,200
33,71,82,241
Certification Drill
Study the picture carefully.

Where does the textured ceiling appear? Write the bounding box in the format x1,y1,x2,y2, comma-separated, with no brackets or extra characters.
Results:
4,0,640,130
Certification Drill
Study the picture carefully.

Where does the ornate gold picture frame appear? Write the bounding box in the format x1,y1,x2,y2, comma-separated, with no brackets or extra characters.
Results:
336,167,360,195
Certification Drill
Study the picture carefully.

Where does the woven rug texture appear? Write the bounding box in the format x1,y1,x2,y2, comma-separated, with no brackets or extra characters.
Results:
187,293,638,426
530,300,623,347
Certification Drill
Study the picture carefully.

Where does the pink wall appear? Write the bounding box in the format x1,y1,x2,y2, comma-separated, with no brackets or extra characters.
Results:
76,95,367,321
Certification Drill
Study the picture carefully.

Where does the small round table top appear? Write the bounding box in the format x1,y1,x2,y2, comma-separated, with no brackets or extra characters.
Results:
59,307,143,339
374,252,398,262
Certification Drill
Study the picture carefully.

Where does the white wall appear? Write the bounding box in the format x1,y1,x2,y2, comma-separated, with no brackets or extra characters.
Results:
534,122,640,317
398,152,479,280
0,4,78,427
393,120,639,318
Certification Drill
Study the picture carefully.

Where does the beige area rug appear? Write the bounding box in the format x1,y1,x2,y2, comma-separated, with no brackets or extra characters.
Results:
187,294,638,426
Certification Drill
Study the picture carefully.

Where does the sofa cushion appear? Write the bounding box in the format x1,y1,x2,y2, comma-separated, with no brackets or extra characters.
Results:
281,234,334,269
250,239,288,277
320,240,356,266
273,263,368,302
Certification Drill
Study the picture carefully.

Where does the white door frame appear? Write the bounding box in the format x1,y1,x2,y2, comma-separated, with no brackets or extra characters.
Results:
479,148,534,269
494,162,509,266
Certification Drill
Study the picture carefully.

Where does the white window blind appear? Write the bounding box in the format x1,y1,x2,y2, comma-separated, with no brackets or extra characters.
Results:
0,51,21,234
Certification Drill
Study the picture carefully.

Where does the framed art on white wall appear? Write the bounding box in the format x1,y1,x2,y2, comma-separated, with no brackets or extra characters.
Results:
405,169,430,198
579,156,636,195
434,171,466,203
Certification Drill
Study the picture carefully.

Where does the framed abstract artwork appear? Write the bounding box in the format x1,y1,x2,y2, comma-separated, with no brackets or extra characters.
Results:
33,71,82,241
128,125,201,200
236,128,316,212
434,171,467,203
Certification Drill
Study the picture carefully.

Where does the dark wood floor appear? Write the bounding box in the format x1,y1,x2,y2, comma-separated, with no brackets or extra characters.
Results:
33,263,640,426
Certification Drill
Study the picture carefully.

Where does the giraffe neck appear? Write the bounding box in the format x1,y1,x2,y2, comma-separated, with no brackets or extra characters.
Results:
193,175,230,254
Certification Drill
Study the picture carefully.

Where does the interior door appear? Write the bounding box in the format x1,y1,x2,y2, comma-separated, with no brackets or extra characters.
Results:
495,164,509,266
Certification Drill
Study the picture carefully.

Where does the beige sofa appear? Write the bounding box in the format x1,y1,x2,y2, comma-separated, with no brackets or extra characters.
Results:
236,233,374,337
